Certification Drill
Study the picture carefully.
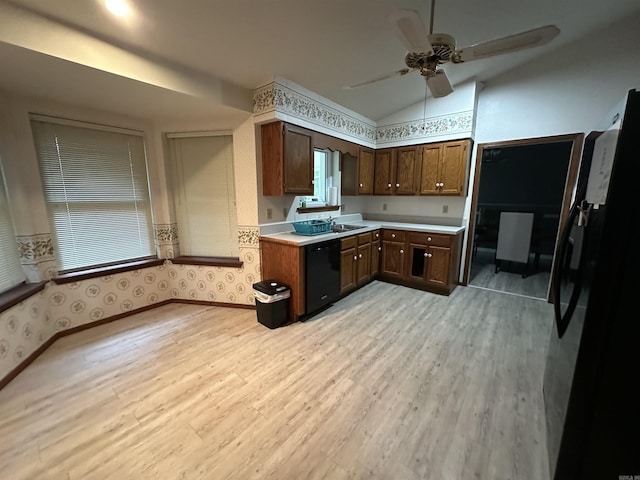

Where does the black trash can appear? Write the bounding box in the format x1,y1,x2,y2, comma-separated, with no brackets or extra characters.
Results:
253,280,291,329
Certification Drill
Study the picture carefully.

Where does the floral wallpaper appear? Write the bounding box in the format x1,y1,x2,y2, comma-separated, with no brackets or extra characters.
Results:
376,110,474,144
253,81,377,144
16,233,58,282
0,249,262,385
238,226,260,248
253,81,474,147
153,223,179,258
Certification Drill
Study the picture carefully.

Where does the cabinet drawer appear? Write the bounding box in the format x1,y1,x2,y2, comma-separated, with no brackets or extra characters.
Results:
371,230,381,242
341,236,357,250
357,232,372,245
383,229,405,242
408,231,451,247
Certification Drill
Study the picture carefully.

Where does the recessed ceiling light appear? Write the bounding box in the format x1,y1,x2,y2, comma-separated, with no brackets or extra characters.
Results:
105,0,130,16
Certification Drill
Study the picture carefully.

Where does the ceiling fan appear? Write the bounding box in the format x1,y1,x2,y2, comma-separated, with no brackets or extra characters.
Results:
346,0,560,98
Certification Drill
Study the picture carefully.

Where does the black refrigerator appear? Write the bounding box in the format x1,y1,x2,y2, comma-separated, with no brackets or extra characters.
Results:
543,89,640,479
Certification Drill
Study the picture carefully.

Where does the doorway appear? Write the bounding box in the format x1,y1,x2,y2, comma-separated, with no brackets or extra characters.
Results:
463,134,584,300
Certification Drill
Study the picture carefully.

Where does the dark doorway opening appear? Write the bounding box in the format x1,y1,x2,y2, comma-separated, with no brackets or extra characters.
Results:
464,134,584,300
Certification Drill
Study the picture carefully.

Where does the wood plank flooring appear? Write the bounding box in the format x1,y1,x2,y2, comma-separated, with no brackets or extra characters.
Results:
0,281,553,480
469,248,552,299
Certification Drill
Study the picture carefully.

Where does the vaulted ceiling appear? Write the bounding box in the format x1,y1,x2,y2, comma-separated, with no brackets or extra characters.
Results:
1,0,638,123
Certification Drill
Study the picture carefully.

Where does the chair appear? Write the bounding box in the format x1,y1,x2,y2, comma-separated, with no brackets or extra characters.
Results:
495,212,534,277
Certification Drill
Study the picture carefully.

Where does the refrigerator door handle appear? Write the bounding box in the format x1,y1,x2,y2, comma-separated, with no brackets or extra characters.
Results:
552,202,587,338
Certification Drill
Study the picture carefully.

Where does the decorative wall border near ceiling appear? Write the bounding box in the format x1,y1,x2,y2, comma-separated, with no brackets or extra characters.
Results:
253,80,474,147
253,81,376,144
376,110,474,145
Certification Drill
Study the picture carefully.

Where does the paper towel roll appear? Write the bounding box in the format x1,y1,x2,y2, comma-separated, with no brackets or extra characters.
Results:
327,186,338,206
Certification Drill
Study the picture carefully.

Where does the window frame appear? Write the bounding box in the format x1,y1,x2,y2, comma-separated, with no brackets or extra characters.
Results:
30,114,156,272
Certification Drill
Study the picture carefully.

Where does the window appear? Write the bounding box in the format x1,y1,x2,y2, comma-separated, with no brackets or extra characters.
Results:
305,149,336,207
31,117,155,272
0,165,25,293
312,149,328,203
167,133,238,257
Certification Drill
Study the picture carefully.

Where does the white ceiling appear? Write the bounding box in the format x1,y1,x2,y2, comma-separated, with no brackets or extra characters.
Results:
1,0,639,123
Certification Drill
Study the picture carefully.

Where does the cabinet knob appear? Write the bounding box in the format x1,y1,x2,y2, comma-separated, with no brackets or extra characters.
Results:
359,183,363,188
400,249,404,254
378,246,382,251
375,233,379,238
387,183,392,188
311,180,315,185
428,253,433,257
354,255,358,261
424,252,428,257
391,233,395,238
396,183,400,188
359,253,362,258
427,237,432,241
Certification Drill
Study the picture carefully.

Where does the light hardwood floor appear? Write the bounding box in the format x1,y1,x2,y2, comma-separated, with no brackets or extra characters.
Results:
0,281,553,480
469,248,552,299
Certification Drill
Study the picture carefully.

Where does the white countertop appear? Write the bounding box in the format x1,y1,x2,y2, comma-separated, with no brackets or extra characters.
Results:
260,220,465,246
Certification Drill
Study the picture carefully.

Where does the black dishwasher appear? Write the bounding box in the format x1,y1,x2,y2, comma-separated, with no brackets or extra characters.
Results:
305,239,340,316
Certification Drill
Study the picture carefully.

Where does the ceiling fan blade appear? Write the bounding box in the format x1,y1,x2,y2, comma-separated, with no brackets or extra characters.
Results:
344,68,417,89
426,70,453,98
452,25,559,63
389,10,433,56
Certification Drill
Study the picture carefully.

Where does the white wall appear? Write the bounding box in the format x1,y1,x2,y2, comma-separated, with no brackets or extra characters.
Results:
459,12,640,278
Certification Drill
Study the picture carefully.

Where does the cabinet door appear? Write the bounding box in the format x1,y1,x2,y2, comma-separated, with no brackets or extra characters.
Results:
371,239,380,277
357,243,371,285
358,147,375,195
340,152,358,196
340,247,357,293
419,144,442,195
261,122,285,195
395,145,421,195
381,240,405,277
439,140,470,196
283,123,314,195
373,148,395,195
425,245,451,287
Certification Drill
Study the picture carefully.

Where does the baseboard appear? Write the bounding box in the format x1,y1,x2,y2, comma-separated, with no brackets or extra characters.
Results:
0,299,255,391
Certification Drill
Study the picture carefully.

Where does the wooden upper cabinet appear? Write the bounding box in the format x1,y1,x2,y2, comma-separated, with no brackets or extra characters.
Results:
261,121,313,196
440,140,470,195
358,147,375,195
420,139,471,196
340,146,375,196
373,148,395,195
419,144,441,195
395,145,421,195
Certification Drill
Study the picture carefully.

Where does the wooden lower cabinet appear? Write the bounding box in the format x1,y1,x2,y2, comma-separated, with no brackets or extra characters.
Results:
356,232,372,285
341,232,373,293
340,236,358,294
259,238,304,322
381,230,406,278
371,235,381,277
259,227,462,324
381,229,462,294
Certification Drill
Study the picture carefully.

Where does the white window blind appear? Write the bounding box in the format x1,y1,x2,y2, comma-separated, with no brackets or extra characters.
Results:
0,168,25,293
168,134,238,256
31,118,155,271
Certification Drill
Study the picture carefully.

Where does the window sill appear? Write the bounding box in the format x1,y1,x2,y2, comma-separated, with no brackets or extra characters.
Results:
0,282,47,314
52,257,164,284
170,256,243,268
296,205,340,214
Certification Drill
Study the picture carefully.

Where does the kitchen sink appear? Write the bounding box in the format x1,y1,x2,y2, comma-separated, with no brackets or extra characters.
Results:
332,224,366,233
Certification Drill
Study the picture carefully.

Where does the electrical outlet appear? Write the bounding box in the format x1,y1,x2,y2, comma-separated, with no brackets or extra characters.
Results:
266,208,272,219
383,203,387,211
442,205,448,214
